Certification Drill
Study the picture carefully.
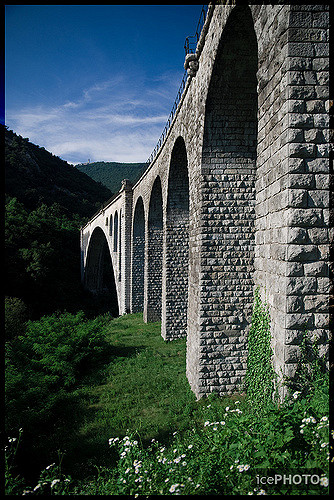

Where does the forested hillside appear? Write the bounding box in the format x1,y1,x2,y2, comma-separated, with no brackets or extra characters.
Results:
75,160,145,193
5,126,112,217
4,125,113,317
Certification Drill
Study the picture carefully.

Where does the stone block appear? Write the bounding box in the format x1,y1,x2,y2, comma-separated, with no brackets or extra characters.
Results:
285,313,313,329
288,174,314,189
314,313,329,328
304,294,329,312
317,277,331,294
286,207,324,227
286,276,317,295
286,295,303,313
307,227,328,244
304,261,328,276
287,244,319,262
289,227,308,244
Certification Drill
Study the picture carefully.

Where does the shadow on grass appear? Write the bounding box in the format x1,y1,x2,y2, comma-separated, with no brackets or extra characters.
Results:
11,343,147,485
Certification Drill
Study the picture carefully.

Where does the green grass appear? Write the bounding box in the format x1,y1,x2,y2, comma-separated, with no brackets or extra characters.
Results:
58,313,201,477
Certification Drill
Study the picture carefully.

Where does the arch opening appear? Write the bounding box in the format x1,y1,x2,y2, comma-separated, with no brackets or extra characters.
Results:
113,211,118,252
109,214,113,237
163,137,189,339
84,227,119,317
131,197,145,313
146,176,163,322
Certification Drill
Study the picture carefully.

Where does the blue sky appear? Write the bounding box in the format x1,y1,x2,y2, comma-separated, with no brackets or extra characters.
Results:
5,4,205,164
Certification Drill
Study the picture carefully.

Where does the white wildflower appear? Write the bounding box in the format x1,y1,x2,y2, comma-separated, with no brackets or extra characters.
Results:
169,484,179,493
320,476,329,487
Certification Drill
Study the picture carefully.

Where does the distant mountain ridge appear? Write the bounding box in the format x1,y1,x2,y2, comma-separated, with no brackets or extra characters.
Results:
4,126,112,218
75,161,146,194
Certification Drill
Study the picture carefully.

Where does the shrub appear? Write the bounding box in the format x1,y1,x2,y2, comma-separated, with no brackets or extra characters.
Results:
5,311,111,432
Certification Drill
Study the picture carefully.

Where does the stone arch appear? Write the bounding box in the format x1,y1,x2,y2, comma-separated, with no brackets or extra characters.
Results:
145,176,163,322
131,197,145,313
162,136,189,339
84,226,119,317
189,4,258,394
113,211,118,252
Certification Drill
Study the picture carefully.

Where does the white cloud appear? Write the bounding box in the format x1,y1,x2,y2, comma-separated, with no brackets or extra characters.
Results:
6,70,183,164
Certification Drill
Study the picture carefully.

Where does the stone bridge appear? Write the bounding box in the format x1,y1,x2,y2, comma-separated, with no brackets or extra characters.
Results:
80,2,330,399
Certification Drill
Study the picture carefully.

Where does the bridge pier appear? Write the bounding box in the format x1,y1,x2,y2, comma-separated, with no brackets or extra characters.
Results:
144,176,163,323
162,137,190,340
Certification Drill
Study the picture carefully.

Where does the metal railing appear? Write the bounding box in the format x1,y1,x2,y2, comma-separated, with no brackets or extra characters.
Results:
133,4,209,183
184,5,208,55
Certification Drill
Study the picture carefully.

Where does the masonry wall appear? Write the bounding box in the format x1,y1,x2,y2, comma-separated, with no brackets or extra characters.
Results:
284,4,330,376
252,3,330,389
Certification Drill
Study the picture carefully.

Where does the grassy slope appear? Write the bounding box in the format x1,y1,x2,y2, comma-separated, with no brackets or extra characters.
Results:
61,313,206,477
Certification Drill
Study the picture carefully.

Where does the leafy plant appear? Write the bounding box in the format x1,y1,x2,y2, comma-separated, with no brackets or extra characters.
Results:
243,287,276,409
